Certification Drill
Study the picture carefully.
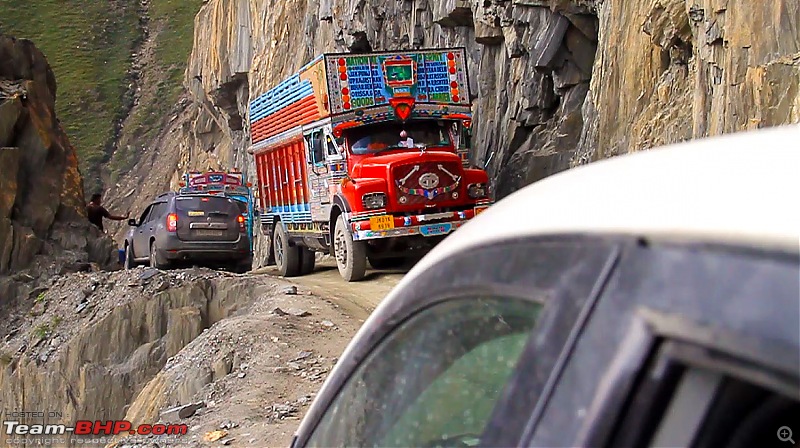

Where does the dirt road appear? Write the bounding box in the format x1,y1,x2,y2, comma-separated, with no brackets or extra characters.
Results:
108,260,408,448
252,255,407,320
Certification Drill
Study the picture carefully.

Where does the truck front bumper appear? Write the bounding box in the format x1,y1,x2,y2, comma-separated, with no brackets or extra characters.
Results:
350,204,490,242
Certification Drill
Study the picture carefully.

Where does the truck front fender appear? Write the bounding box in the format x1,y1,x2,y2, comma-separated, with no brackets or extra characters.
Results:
333,193,352,213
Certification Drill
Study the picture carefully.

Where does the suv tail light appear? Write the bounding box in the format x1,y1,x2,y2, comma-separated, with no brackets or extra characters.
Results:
238,215,245,232
167,213,178,232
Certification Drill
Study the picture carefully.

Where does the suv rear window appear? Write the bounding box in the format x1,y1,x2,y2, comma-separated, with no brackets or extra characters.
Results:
175,196,240,213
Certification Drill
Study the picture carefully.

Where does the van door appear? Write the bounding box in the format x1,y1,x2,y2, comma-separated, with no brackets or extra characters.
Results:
132,204,154,257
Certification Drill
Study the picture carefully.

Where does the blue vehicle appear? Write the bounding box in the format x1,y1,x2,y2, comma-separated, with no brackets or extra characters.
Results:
179,170,256,255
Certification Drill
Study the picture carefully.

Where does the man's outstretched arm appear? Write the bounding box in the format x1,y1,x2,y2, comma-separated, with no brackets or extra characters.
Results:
104,208,129,221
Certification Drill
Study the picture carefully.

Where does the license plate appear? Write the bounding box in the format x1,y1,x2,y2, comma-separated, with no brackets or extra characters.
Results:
369,215,395,231
195,230,224,237
188,210,204,216
420,223,452,237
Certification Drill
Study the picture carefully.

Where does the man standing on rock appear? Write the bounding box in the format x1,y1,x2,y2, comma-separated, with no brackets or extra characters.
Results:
86,193,129,232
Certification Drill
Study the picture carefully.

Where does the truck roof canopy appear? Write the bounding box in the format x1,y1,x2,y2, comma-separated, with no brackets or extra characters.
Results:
249,48,473,145
412,124,800,275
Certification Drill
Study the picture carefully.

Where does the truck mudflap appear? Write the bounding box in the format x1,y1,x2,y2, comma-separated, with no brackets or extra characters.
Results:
349,204,490,241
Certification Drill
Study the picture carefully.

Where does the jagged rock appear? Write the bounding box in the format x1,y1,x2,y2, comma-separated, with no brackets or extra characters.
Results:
0,35,117,281
139,268,159,282
160,401,206,420
105,0,800,272
287,308,311,317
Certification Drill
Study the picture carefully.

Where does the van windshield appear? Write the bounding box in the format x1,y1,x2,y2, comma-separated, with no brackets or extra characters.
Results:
347,121,453,155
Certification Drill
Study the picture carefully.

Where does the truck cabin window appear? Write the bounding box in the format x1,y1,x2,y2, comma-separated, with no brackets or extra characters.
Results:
308,131,325,164
347,121,453,155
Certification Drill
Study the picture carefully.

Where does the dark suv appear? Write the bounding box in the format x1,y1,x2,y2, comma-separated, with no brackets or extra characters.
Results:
123,192,252,272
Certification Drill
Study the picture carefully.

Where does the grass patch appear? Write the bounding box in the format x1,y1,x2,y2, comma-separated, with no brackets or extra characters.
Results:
33,322,51,339
106,0,203,180
0,352,13,365
34,291,46,304
0,0,142,195
32,315,61,339
1,0,203,194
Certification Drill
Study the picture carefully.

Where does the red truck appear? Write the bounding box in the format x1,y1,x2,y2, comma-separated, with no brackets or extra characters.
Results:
248,48,492,281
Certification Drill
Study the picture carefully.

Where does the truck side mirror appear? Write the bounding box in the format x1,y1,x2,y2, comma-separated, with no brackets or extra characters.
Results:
312,133,325,164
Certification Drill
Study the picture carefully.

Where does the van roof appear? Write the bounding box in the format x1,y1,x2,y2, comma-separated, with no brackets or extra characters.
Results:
417,124,800,271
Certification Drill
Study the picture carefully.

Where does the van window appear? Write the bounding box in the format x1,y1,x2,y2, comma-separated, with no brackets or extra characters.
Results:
306,297,542,447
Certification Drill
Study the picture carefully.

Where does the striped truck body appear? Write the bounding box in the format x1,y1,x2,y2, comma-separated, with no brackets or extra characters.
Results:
249,55,329,145
248,48,474,227
253,133,314,225
248,49,472,145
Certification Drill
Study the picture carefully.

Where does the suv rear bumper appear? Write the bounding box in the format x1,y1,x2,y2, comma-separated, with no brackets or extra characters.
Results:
157,234,251,261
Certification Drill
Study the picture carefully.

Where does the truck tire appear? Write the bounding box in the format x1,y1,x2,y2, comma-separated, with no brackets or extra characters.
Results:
300,248,316,275
149,241,170,270
263,225,276,266
334,215,366,282
273,223,301,277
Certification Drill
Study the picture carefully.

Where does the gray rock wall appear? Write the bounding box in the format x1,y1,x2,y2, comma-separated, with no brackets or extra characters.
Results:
107,0,799,265
0,35,116,288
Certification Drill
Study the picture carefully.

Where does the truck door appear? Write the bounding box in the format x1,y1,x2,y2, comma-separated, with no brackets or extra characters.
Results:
305,129,331,221
323,126,346,197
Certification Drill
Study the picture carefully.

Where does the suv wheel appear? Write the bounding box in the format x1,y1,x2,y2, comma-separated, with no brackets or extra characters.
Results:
149,241,169,270
273,223,301,277
334,215,366,282
124,244,136,270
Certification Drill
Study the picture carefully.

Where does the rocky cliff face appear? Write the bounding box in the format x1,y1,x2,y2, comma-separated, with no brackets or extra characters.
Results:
0,267,277,447
106,0,799,259
0,35,116,301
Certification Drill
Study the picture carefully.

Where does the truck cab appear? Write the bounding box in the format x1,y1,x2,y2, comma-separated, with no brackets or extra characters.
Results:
249,48,492,281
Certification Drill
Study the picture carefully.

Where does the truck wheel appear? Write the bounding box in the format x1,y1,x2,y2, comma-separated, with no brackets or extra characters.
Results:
273,223,301,277
263,226,276,266
300,248,316,275
368,256,406,270
124,244,136,270
334,215,366,281
149,241,170,270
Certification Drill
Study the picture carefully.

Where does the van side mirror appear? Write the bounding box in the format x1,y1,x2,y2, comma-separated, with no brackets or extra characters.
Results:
128,219,137,226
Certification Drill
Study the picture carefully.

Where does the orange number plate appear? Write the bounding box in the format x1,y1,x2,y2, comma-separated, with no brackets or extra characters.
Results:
369,215,395,231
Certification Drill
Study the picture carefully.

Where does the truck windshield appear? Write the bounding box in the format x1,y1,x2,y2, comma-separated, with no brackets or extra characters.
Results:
348,121,452,155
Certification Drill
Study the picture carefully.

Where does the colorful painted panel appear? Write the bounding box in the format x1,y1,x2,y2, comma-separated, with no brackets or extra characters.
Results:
324,48,470,115
248,65,329,144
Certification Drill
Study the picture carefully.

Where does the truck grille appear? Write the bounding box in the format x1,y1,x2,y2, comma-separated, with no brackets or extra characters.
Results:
392,162,463,207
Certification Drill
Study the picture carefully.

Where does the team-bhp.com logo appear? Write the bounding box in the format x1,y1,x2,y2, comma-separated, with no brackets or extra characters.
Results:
4,420,188,436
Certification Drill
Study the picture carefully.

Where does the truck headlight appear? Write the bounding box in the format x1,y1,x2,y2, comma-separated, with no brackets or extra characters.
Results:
362,193,387,210
468,183,487,199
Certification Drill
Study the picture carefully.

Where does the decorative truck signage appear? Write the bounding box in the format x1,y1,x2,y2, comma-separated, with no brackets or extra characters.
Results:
248,48,492,282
